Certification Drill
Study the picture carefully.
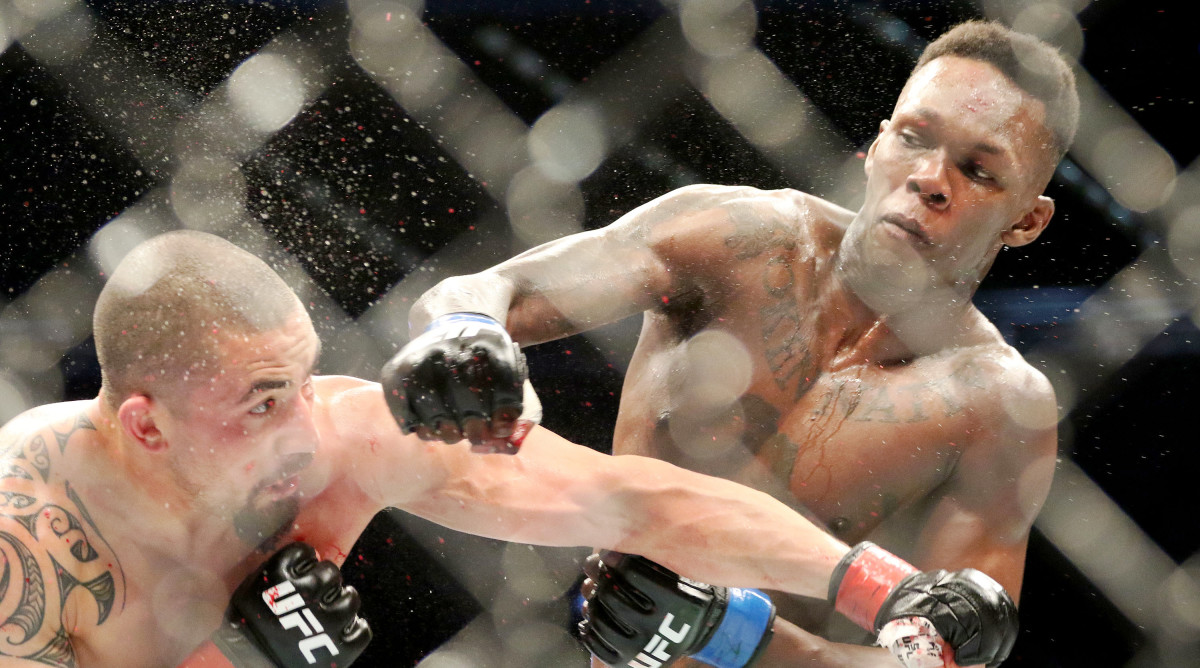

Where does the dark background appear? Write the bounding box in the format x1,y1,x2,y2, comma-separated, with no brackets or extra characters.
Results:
2,0,1198,666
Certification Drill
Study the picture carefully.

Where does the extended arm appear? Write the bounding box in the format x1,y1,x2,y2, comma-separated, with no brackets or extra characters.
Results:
400,423,851,598
407,183,746,342
331,378,1017,666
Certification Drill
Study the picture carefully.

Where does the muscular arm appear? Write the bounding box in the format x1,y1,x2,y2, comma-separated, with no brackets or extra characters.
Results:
897,365,1059,601
333,380,850,598
407,184,761,343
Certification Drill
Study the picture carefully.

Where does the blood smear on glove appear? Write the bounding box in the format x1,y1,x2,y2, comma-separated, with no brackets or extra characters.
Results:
877,617,949,668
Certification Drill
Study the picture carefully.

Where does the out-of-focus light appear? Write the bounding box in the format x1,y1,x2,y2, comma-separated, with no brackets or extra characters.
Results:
17,1,94,66
10,270,99,359
1094,127,1177,212
1012,2,1084,60
496,618,577,665
349,0,424,46
678,329,754,412
12,0,74,22
0,373,31,425
415,651,476,668
528,102,609,184
680,0,757,59
505,167,585,246
170,156,248,233
1167,205,1200,282
1036,354,1078,421
1162,563,1200,643
227,53,307,133
500,543,561,601
702,51,808,149
89,217,154,279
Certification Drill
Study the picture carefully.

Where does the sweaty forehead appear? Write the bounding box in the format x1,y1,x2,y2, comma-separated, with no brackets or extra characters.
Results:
898,56,1046,134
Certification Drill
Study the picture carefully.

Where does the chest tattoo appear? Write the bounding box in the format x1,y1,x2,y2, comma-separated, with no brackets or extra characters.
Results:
811,360,985,423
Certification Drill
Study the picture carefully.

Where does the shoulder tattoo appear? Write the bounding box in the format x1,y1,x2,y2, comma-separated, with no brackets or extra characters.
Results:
1,416,123,666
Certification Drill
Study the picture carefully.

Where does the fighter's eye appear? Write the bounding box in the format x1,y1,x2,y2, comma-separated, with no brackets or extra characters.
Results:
250,398,276,415
964,162,994,182
899,130,925,147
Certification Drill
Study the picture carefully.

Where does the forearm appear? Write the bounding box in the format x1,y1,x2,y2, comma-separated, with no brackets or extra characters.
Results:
602,454,849,599
748,619,903,668
408,273,519,335
403,427,847,598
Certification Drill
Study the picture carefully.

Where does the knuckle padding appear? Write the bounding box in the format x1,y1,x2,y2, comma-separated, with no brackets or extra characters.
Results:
597,570,653,617
590,595,638,638
307,561,343,588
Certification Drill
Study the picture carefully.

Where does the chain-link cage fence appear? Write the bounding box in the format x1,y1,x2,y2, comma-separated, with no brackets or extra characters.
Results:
2,0,1198,666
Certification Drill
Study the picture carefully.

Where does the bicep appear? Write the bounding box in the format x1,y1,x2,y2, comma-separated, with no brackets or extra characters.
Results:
492,183,758,344
498,229,671,344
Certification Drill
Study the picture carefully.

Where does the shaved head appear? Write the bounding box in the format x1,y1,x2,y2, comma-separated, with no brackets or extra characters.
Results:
94,231,303,412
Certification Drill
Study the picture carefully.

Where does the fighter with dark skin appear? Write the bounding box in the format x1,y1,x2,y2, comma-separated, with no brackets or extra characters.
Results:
396,20,1077,668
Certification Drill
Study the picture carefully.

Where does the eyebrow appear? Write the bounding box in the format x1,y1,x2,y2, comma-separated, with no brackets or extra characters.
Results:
240,379,291,404
909,107,1007,158
237,334,321,404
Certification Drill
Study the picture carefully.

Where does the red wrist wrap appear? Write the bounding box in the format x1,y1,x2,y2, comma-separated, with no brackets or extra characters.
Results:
833,543,919,631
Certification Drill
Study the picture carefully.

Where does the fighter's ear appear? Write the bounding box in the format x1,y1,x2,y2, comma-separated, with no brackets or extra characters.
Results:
1002,195,1055,247
117,394,167,452
865,119,890,176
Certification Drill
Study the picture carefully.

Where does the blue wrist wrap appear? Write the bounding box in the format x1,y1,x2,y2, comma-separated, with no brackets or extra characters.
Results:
690,588,775,668
426,312,501,331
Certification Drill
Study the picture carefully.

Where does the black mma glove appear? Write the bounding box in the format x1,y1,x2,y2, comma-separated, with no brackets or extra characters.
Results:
579,551,775,668
181,542,371,668
828,542,1018,668
382,312,533,452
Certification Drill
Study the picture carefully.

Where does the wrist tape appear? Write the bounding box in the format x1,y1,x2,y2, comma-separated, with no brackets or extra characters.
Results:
425,312,502,331
828,542,919,632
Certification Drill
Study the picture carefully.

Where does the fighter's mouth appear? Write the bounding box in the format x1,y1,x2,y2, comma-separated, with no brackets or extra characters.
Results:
263,474,301,498
881,214,933,246
257,453,314,497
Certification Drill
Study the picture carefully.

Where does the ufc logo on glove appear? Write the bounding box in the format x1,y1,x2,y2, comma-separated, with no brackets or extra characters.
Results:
628,614,691,668
263,581,339,664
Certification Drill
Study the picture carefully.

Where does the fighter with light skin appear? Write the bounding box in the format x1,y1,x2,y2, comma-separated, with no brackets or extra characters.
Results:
393,20,1077,668
0,231,1011,667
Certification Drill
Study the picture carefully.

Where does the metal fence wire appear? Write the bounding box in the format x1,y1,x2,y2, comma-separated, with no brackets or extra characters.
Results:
2,0,1198,666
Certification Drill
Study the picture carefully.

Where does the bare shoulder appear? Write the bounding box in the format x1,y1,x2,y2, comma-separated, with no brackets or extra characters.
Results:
638,185,832,263
938,341,1058,460
0,402,109,666
1,401,98,486
314,373,376,397
314,374,388,427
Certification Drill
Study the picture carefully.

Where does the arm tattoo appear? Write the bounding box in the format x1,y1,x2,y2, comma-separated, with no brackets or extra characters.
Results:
0,416,121,667
722,206,797,260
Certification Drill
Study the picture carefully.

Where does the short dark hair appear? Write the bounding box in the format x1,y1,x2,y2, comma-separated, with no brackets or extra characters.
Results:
94,230,302,412
914,20,1079,161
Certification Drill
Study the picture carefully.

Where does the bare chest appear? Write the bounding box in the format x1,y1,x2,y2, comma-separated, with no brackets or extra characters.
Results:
619,317,984,541
72,479,378,665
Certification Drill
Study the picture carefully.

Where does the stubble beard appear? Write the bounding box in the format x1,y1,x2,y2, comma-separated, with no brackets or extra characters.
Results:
233,491,301,552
